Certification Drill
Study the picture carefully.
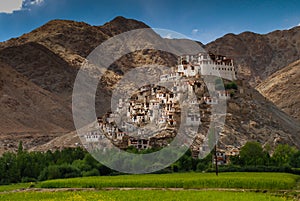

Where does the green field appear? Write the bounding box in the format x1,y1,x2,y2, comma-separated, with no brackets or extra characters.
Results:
37,172,299,190
0,172,299,201
0,183,33,192
0,190,295,201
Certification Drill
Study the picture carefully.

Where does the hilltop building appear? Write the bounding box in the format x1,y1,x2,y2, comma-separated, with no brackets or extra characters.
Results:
177,52,237,80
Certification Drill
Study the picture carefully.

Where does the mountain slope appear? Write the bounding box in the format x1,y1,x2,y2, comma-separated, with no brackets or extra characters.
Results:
0,62,74,153
0,17,177,152
205,27,300,86
0,19,108,65
0,42,77,96
257,59,300,121
31,81,300,152
0,16,299,153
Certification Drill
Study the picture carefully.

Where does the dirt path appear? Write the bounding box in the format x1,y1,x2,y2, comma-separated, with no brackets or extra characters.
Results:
2,187,300,194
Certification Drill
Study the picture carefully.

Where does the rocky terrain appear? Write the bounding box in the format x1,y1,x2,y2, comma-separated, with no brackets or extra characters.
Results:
0,17,178,152
30,79,300,153
257,59,300,121
0,62,72,154
205,27,300,86
0,16,300,153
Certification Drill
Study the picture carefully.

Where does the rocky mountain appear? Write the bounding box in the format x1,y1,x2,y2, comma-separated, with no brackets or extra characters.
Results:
31,79,300,153
0,16,300,153
0,16,177,152
205,27,300,86
257,59,300,121
0,62,73,154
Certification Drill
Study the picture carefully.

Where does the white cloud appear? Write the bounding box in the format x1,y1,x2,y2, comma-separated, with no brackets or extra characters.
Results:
22,0,44,10
298,23,300,27
0,0,44,14
164,33,172,39
0,0,23,14
24,0,44,6
192,29,199,35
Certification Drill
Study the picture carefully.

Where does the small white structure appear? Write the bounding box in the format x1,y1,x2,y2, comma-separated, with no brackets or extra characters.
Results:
158,117,167,124
116,131,125,140
186,114,201,126
160,72,183,82
84,131,105,142
128,138,150,150
177,64,200,77
204,96,218,105
156,92,168,103
217,90,231,100
168,119,177,126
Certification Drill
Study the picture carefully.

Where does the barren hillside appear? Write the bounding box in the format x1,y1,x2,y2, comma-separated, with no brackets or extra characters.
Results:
0,16,299,153
257,59,300,121
0,62,73,153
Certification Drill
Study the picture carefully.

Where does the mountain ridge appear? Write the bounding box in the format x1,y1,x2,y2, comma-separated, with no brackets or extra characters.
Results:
0,16,299,153
205,26,300,86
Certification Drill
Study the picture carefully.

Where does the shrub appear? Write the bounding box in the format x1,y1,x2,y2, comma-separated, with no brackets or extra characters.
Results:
82,168,100,177
225,82,238,90
38,164,81,181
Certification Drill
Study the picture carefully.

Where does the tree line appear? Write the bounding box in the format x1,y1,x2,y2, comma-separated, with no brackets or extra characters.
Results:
1,141,300,185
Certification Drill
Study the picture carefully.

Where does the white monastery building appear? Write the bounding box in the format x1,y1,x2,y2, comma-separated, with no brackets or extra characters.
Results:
177,52,237,80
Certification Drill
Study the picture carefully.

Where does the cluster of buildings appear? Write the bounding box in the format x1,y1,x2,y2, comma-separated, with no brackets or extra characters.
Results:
83,52,239,158
116,85,181,128
84,83,182,150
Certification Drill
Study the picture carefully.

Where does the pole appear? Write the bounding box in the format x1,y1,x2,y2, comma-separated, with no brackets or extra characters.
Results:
214,144,218,176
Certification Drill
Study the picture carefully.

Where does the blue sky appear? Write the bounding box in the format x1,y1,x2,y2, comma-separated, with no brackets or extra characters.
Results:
0,0,300,44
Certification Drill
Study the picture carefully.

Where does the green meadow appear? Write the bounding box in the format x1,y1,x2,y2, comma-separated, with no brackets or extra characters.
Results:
37,172,299,190
0,172,299,201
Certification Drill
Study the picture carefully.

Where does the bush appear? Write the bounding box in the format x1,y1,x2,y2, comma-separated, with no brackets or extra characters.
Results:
59,164,81,178
98,164,113,176
72,159,92,172
196,163,208,172
225,82,238,90
38,164,81,181
21,177,37,183
82,168,100,177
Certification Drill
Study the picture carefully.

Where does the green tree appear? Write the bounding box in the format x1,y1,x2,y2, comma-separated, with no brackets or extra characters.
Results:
272,144,297,167
17,141,23,155
290,150,300,168
239,142,267,166
0,152,20,184
83,153,99,168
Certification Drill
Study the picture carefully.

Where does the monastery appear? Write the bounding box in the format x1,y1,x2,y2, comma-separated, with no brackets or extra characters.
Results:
83,52,238,153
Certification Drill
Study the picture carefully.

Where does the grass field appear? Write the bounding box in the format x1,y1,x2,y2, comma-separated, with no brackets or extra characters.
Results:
37,172,300,190
0,183,33,192
0,190,295,201
0,172,299,201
